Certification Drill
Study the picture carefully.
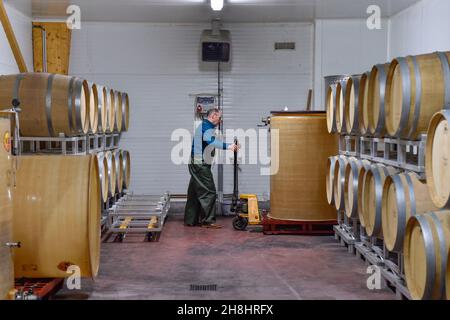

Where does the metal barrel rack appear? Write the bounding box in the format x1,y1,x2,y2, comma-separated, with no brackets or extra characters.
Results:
334,133,426,300
102,193,171,243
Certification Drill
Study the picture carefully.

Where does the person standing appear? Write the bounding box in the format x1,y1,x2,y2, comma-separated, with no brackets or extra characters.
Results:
184,108,239,229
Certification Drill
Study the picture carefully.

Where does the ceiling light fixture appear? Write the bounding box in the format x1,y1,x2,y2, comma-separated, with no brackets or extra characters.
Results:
211,0,224,11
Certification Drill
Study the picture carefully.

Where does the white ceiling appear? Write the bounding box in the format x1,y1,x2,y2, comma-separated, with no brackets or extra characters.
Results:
6,0,420,23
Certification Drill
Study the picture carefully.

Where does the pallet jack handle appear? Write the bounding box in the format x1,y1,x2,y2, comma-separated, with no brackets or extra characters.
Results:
231,137,239,212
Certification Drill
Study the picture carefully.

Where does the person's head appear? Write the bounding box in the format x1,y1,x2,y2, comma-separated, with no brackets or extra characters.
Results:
206,108,222,126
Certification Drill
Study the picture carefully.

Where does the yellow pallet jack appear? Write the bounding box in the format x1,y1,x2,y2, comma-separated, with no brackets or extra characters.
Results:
230,138,262,231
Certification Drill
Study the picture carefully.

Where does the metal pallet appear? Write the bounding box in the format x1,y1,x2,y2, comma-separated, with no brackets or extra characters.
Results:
334,211,360,254
103,193,171,242
359,135,426,178
339,135,361,157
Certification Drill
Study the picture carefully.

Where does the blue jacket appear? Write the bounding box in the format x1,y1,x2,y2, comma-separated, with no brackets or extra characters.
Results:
191,119,229,163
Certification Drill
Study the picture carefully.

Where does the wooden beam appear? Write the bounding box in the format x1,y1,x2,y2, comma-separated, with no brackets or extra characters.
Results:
32,22,72,75
0,0,28,73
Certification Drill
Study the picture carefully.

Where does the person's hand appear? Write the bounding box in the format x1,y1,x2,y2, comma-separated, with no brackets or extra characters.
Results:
228,143,240,152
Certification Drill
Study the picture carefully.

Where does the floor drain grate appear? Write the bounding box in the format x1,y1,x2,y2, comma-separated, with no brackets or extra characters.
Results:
190,284,217,291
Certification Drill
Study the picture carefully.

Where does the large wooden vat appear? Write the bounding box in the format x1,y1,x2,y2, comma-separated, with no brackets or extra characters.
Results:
425,110,450,209
113,150,124,194
0,73,90,137
333,156,351,211
113,91,123,133
404,211,450,300
0,113,14,300
270,112,338,221
326,156,339,206
367,64,389,136
344,75,362,135
105,151,117,196
359,72,371,135
361,164,397,237
385,52,450,139
121,150,131,190
13,155,101,278
89,83,99,134
381,172,437,252
336,80,348,134
121,93,130,132
96,152,109,203
344,158,371,219
106,88,115,134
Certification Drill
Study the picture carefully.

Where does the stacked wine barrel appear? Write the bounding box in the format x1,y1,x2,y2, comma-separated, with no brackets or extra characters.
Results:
326,51,450,300
0,73,132,294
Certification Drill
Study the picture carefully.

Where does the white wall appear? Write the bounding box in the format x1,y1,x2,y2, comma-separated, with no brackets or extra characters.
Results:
314,19,389,109
389,0,450,58
0,2,32,75
69,22,313,196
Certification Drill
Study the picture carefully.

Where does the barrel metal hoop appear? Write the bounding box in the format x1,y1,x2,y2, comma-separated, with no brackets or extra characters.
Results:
393,57,411,138
414,215,437,300
372,167,385,235
13,73,25,103
429,212,447,300
349,160,360,218
351,77,360,134
329,84,338,133
45,74,56,137
73,79,83,133
339,79,348,131
392,174,407,252
437,51,450,110
404,173,416,216
375,64,387,136
407,56,422,139
67,77,75,134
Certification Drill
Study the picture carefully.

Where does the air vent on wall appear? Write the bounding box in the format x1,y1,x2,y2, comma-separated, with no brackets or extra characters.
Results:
274,42,296,51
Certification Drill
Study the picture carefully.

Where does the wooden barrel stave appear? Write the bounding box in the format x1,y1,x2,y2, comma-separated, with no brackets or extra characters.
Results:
105,151,117,196
96,152,109,203
336,80,348,134
333,156,350,211
122,150,131,190
326,156,339,206
121,93,130,132
345,75,362,134
89,83,99,134
106,88,116,134
345,158,371,219
326,85,338,134
359,72,371,135
114,91,123,133
113,150,124,194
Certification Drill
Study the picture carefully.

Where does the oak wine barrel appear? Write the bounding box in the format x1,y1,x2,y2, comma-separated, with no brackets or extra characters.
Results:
96,85,108,134
357,161,373,227
0,73,90,137
13,155,101,278
344,75,362,135
0,113,13,300
362,164,397,237
113,150,124,194
121,150,131,190
333,156,351,211
106,88,115,134
89,82,99,134
270,111,338,221
121,93,130,132
425,110,450,209
358,72,371,135
326,85,338,134
114,91,123,133
336,80,348,134
344,158,371,219
404,211,450,300
367,64,389,136
385,51,450,139
96,152,109,203
105,151,117,196
326,156,339,206
381,172,437,252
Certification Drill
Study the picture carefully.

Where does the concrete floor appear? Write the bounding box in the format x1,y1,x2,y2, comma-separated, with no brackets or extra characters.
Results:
55,214,395,300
